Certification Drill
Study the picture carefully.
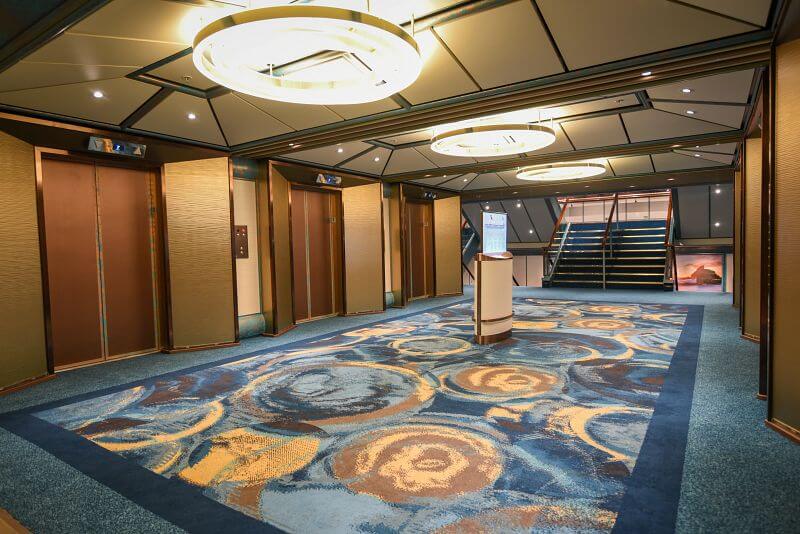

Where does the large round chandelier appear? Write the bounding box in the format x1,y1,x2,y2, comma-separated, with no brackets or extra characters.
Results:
430,110,556,157
192,5,422,105
516,162,607,181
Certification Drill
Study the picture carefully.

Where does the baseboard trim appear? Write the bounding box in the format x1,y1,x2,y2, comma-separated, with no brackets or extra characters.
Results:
261,325,295,337
474,330,511,345
765,419,800,445
741,333,760,343
756,393,768,401
344,309,384,317
163,341,239,354
0,373,56,397
435,291,464,298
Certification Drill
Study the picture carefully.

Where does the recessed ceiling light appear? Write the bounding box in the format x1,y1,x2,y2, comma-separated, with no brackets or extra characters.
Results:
584,185,590,188
483,205,490,210
463,177,469,182
715,188,721,194
92,90,104,99
337,147,344,153
682,88,692,94
516,202,522,208
373,156,380,162
714,221,720,227
289,143,296,147
187,112,197,120
694,154,701,157
443,175,447,178
641,71,652,76
672,144,681,148
667,178,675,181
695,145,700,148
629,185,635,188
686,110,695,115
528,229,533,234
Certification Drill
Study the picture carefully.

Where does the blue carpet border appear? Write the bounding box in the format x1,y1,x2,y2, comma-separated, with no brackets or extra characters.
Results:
0,299,704,534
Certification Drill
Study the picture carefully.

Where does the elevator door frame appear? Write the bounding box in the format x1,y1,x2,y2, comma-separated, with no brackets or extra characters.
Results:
35,148,167,372
288,184,345,324
403,198,436,303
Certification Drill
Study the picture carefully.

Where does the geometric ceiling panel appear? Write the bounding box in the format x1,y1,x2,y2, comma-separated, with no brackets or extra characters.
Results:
341,146,390,175
537,0,754,70
465,173,507,190
607,155,655,176
652,101,746,129
646,69,756,104
414,144,477,168
560,114,629,149
327,98,400,120
26,33,186,70
441,173,478,191
399,29,480,105
674,149,735,165
341,0,464,24
68,0,213,44
678,0,771,27
410,175,453,188
544,94,639,118
651,152,726,172
378,130,433,146
695,142,739,155
0,62,134,93
0,77,158,125
150,54,217,90
622,109,732,143
435,0,564,89
211,94,292,145
236,93,343,131
525,123,575,155
383,147,436,174
284,141,373,167
133,92,225,145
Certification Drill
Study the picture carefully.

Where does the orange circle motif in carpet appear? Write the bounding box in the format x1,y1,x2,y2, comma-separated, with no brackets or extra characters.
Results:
332,424,502,503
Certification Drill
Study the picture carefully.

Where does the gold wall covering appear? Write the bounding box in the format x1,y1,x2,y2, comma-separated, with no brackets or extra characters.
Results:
772,37,800,434
733,170,741,308
266,166,294,334
387,185,403,304
434,196,463,296
342,183,384,314
163,158,235,348
0,132,47,388
742,137,761,340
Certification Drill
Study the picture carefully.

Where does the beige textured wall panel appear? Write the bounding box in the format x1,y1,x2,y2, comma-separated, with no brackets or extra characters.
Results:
233,179,260,316
269,168,294,332
434,196,463,296
163,158,235,348
743,137,761,339
772,38,800,431
342,183,384,313
733,170,742,308
0,132,47,387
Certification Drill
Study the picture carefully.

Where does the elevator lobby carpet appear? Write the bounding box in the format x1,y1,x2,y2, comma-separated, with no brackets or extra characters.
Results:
0,298,702,533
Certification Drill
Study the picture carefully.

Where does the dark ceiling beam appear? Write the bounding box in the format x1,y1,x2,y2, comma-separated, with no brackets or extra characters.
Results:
459,167,735,202
232,32,770,158
120,88,173,130
0,0,110,75
382,129,744,181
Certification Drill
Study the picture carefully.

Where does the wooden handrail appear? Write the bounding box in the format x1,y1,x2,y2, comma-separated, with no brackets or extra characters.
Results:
664,192,674,246
601,193,619,249
545,200,569,251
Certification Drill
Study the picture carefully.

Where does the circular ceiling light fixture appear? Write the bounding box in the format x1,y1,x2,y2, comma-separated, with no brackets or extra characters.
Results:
516,161,607,181
192,5,422,105
431,116,556,158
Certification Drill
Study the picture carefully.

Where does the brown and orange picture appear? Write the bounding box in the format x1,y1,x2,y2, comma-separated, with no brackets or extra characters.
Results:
676,254,724,292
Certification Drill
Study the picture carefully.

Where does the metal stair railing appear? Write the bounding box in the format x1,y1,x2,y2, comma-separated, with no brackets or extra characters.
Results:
544,222,571,283
663,194,678,289
600,193,620,289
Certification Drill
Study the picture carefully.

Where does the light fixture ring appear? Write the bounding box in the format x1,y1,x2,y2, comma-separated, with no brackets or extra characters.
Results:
430,123,556,158
516,162,607,181
193,5,421,105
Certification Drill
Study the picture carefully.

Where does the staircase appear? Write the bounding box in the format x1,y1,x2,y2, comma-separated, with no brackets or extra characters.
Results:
545,220,671,289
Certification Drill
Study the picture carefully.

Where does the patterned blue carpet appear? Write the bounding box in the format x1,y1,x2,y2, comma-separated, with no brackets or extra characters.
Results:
0,298,703,533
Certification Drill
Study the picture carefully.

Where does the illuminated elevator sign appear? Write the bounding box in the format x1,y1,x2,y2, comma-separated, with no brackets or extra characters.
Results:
316,173,342,186
88,136,146,158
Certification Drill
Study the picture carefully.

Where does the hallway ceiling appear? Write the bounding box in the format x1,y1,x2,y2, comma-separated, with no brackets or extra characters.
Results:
0,0,775,191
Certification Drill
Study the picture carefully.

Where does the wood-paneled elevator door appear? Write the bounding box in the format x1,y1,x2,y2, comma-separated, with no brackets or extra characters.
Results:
41,158,159,369
290,187,343,322
406,200,435,300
